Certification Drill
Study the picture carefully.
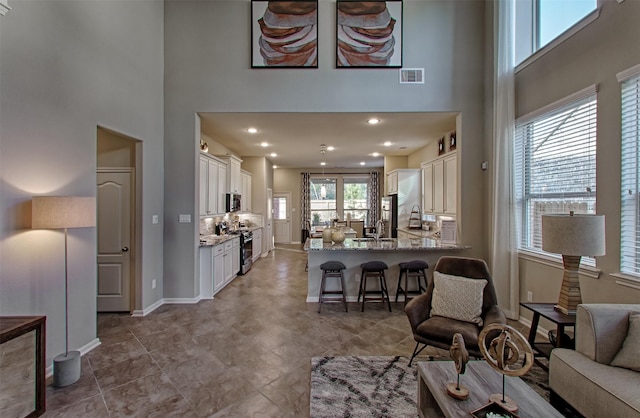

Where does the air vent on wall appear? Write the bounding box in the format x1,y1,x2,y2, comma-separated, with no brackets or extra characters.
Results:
399,68,424,84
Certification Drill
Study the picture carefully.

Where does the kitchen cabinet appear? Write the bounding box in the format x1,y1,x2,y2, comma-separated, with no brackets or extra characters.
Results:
199,153,226,216
231,238,240,276
213,244,225,294
387,171,398,194
421,151,456,216
252,228,262,261
241,170,252,212
200,236,240,298
217,163,227,214
387,169,421,198
218,155,243,194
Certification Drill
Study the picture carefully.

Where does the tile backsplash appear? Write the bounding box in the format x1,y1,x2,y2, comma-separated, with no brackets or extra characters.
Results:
200,212,264,235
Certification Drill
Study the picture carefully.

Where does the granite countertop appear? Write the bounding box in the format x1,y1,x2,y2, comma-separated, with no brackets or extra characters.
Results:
304,237,469,251
199,226,262,247
396,227,437,239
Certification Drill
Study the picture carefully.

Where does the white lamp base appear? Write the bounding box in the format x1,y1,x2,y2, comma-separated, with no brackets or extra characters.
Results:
53,350,81,387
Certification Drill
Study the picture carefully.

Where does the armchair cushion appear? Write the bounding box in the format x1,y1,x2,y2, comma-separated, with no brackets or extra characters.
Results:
430,272,487,325
610,311,640,372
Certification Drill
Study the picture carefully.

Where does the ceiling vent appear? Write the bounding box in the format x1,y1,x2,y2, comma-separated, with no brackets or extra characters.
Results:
399,68,424,84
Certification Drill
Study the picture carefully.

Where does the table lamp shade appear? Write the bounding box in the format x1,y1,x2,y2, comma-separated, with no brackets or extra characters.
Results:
542,214,605,256
32,196,96,229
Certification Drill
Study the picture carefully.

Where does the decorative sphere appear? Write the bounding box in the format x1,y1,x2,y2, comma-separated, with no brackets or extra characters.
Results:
332,230,346,243
322,228,334,243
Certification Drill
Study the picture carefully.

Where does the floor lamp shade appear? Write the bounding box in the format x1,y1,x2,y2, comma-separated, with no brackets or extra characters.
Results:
542,213,605,314
31,196,96,387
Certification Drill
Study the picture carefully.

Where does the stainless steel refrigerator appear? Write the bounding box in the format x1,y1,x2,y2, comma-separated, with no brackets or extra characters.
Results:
381,195,397,238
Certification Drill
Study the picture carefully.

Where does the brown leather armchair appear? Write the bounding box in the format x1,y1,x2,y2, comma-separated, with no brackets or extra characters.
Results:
405,256,506,366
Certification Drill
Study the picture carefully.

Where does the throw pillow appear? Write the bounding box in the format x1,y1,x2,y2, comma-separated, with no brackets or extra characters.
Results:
430,271,487,326
610,311,640,372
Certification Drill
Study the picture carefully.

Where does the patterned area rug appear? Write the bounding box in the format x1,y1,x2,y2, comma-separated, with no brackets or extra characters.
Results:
310,356,553,418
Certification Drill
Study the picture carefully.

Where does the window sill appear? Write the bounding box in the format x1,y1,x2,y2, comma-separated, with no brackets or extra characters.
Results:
516,8,601,74
610,272,640,290
518,250,601,280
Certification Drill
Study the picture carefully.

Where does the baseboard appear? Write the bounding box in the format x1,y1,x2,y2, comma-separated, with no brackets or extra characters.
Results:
132,298,164,317
46,337,102,378
306,295,408,303
163,296,203,305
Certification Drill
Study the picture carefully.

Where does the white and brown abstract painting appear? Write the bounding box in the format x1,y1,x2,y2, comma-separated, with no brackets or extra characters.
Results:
252,1,318,68
336,0,402,68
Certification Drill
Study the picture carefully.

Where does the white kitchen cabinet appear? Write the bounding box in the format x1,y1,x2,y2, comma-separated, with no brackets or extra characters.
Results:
213,244,225,294
252,228,262,261
421,151,456,216
223,240,234,284
218,155,243,194
199,246,214,299
241,170,252,212
231,238,240,275
217,163,227,213
387,171,398,194
199,153,225,216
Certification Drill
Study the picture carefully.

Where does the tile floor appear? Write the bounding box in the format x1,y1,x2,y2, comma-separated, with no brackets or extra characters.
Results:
43,245,533,417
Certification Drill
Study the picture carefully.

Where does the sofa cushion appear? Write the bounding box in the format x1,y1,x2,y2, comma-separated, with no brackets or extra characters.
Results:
430,271,486,325
610,312,640,372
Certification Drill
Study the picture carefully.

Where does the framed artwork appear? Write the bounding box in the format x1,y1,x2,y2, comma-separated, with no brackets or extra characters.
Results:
449,131,457,150
336,0,403,68
251,0,318,68
438,137,445,155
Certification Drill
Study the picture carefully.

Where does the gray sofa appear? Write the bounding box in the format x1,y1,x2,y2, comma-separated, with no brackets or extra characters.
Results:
549,304,640,418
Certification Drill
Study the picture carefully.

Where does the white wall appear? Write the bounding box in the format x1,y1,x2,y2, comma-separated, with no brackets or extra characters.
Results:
514,0,640,321
0,0,165,365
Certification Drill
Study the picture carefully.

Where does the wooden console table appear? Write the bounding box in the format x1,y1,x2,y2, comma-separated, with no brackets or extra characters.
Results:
520,303,576,371
0,316,46,417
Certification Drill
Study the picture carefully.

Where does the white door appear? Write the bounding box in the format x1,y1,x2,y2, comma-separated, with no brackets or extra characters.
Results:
267,188,274,252
273,192,291,243
97,170,133,312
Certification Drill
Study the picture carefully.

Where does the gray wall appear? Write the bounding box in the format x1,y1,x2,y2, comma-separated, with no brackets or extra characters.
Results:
0,0,165,365
163,0,489,299
515,0,640,321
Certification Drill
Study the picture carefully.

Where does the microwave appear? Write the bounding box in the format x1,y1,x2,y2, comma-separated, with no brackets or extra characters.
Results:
226,193,241,212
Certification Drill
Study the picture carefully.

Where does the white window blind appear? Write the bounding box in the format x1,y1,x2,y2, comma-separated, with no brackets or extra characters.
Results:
619,67,640,276
515,89,597,262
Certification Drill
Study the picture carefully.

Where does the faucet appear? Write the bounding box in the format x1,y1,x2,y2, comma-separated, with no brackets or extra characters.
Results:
375,219,385,240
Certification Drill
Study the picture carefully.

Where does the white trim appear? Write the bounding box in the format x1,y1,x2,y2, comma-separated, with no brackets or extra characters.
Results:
46,338,101,378
518,250,602,280
516,84,598,124
0,0,10,16
610,272,640,290
617,64,640,83
516,8,600,73
163,296,203,304
518,316,550,341
131,298,164,317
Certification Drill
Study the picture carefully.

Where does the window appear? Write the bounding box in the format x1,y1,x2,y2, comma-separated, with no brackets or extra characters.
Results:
310,178,336,226
343,177,368,222
515,0,598,66
514,87,597,262
620,67,640,276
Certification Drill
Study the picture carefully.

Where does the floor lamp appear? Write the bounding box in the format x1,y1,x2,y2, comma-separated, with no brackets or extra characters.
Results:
541,212,605,315
32,196,96,387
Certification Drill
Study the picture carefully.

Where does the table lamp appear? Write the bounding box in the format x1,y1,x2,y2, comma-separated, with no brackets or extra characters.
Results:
541,212,605,315
32,196,96,387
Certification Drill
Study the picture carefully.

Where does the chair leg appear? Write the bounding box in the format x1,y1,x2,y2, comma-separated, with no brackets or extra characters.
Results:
395,269,404,302
357,268,364,303
380,272,392,312
408,342,428,367
318,272,326,313
340,273,348,312
360,272,367,312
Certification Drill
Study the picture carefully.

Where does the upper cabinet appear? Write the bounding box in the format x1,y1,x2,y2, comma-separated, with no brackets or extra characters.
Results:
241,169,252,212
218,155,243,194
421,152,456,216
387,169,420,196
387,171,399,194
199,153,227,216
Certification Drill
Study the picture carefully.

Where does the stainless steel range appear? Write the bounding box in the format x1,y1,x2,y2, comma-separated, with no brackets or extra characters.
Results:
230,230,253,275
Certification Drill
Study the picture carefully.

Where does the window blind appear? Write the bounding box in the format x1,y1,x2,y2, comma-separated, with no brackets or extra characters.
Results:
620,69,640,275
514,91,597,260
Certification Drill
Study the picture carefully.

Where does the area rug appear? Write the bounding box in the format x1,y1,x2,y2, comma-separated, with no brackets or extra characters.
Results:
310,356,553,418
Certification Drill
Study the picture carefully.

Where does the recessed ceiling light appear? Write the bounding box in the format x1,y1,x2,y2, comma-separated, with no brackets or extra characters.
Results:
320,161,326,166
360,161,366,166
247,127,258,134
372,152,380,157
260,142,269,147
383,141,392,147
270,152,277,157
273,165,278,169
368,118,380,125
327,146,335,151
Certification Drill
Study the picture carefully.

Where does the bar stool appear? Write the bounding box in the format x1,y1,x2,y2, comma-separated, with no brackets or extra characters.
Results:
318,261,348,313
395,260,429,303
357,261,391,312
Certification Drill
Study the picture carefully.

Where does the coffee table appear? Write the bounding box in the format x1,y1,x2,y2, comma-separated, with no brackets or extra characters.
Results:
417,361,563,418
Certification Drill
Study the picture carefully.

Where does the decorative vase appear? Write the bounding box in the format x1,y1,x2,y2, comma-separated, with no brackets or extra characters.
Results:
332,229,346,243
322,228,334,243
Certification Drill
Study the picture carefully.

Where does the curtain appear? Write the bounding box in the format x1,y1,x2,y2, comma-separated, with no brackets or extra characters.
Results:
489,0,519,320
368,171,380,226
301,172,311,231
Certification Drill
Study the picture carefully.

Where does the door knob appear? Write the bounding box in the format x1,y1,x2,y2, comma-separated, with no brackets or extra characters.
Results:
122,247,129,252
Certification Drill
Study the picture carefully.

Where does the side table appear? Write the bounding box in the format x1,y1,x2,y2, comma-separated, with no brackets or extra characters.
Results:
520,303,575,371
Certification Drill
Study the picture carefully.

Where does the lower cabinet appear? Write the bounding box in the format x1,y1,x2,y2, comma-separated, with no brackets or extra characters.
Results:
200,236,241,298
252,228,263,262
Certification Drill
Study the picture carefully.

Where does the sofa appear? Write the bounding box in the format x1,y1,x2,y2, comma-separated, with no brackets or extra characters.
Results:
549,304,640,418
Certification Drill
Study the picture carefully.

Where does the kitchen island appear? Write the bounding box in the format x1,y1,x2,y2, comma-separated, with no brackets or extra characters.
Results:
304,237,470,303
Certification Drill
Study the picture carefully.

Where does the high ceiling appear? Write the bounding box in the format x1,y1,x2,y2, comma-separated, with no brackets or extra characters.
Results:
199,112,458,169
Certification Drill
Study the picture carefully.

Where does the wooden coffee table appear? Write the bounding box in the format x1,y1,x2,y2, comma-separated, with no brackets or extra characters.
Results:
417,361,563,418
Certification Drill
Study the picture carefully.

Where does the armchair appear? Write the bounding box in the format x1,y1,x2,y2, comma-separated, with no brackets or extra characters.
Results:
405,256,506,366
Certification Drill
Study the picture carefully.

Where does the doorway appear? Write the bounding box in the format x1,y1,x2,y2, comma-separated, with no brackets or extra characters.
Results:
273,192,291,244
96,127,140,313
267,188,274,252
